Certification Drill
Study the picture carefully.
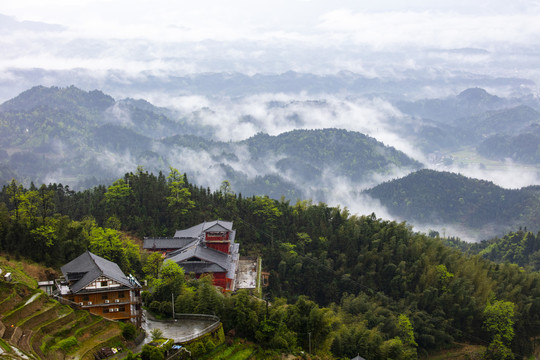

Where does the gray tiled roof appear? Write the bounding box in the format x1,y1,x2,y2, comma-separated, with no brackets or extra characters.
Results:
173,220,233,238
61,251,140,293
143,238,196,250
166,240,239,277
167,243,228,271
177,262,227,274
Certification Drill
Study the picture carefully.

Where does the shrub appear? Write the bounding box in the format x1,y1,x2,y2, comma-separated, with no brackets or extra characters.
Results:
141,291,151,305
205,339,216,352
52,336,78,352
141,344,164,360
159,301,172,316
122,322,137,340
150,328,164,341
149,300,161,313
190,341,206,357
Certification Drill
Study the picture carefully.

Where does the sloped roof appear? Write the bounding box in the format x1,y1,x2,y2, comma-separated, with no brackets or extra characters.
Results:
173,220,233,238
166,238,240,278
61,251,139,293
166,243,229,272
143,238,196,250
177,262,227,274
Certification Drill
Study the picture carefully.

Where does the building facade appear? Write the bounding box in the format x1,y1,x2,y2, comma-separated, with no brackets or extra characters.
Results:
56,251,143,327
145,220,240,291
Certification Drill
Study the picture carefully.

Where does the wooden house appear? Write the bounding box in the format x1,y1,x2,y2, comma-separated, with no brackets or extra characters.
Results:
56,251,143,327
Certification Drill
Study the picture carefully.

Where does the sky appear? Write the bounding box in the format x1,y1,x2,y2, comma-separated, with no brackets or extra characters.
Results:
2,1,540,239
2,0,540,76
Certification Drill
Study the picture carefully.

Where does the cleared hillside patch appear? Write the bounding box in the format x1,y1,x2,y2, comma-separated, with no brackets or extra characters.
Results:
0,253,57,288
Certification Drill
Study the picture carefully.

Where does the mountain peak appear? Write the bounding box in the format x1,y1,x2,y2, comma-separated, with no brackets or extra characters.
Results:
456,88,499,103
0,85,114,113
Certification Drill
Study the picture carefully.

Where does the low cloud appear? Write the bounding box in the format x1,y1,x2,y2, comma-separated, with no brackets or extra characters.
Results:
104,102,134,127
434,161,540,189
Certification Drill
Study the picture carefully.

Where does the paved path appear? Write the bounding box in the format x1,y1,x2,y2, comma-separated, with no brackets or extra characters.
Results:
128,311,216,355
143,317,215,342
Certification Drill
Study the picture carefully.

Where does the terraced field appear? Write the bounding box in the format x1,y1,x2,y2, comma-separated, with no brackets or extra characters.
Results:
0,281,123,360
200,342,260,360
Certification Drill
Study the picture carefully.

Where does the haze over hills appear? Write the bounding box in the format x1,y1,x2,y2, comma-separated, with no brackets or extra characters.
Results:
4,3,540,358
2,84,540,241
364,169,540,238
0,85,422,200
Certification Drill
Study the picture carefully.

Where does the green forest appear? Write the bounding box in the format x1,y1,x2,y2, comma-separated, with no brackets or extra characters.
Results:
0,86,422,200
1,167,540,359
365,169,540,233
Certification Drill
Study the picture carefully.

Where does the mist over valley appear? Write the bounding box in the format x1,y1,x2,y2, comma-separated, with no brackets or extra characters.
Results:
2,1,540,242
1,82,540,242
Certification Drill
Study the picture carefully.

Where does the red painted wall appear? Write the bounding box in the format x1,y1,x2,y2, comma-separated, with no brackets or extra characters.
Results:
207,243,230,254
195,271,230,290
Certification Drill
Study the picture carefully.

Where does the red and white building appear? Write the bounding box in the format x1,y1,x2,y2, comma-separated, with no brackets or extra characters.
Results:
144,220,240,291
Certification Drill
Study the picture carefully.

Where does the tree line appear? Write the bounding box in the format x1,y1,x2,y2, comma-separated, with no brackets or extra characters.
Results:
1,167,540,358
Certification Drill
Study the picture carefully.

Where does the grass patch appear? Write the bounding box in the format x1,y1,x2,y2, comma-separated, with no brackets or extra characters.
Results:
50,336,79,352
0,338,12,352
0,288,15,306
421,343,485,359
206,344,236,359
0,252,59,288
74,317,103,338
2,291,40,318
200,342,257,360
228,348,255,359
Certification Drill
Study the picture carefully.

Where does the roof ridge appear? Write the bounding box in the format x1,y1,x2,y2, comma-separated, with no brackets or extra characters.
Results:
87,250,104,276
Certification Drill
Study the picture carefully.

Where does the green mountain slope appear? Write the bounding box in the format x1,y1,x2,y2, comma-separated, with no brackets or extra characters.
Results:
396,87,509,123
241,129,422,181
395,88,540,163
3,173,540,357
476,124,540,164
0,86,422,199
364,169,540,232
456,104,540,137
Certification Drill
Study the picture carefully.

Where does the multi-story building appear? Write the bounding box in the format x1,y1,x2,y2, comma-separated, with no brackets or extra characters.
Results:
144,220,240,291
56,251,142,327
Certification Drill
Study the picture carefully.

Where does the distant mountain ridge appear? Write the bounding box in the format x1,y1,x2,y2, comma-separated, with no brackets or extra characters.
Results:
364,169,540,234
395,88,540,163
0,85,422,199
0,69,535,104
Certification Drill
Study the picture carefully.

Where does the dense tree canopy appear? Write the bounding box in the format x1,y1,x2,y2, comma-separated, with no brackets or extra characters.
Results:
2,168,540,358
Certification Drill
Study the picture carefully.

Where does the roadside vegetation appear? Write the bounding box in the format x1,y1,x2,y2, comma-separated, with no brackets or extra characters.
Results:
2,167,540,358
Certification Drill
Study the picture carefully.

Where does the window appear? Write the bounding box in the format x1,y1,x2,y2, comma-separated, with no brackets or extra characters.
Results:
82,295,89,301
102,294,108,300
103,308,109,313
118,291,125,298
100,281,108,287
119,306,126,312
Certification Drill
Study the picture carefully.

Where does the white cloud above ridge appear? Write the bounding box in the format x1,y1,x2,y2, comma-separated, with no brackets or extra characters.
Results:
1,1,540,78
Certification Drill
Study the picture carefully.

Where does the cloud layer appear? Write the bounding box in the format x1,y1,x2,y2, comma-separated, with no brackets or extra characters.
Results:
1,1,540,82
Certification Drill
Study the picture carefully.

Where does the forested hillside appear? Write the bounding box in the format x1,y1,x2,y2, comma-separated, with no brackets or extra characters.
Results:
1,169,540,358
0,86,421,199
444,229,540,272
395,88,540,164
364,169,540,234
477,124,540,164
